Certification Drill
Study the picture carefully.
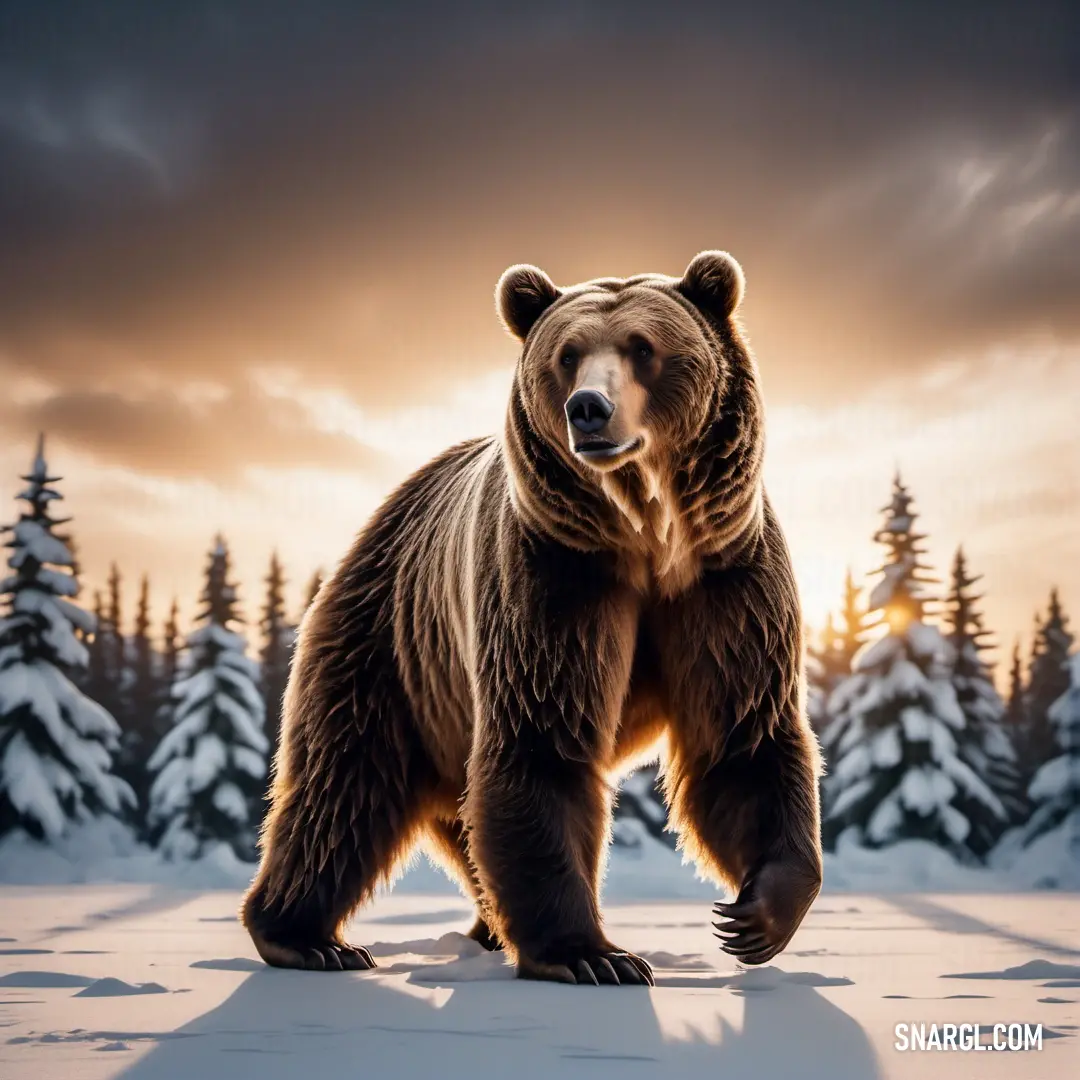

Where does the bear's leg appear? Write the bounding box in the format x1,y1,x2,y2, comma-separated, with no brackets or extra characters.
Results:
242,612,439,971
656,541,824,966
467,751,654,986
242,746,433,970
426,817,501,950
464,545,651,986
666,729,822,965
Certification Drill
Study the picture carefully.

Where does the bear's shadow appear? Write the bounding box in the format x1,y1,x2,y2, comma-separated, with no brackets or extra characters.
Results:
114,963,882,1080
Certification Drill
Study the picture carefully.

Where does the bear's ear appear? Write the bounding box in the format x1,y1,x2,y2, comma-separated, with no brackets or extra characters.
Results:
677,250,745,322
496,264,562,341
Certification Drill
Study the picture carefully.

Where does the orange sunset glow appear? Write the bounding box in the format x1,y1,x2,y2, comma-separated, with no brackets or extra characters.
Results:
1,3,1077,664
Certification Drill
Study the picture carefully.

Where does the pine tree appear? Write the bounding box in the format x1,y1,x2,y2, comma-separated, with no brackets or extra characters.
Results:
85,590,111,706
83,565,125,725
837,568,870,671
304,568,324,613
259,551,294,790
0,436,134,840
130,575,155,726
101,563,127,722
119,574,158,808
1022,652,1080,851
1003,640,1027,738
162,598,181,690
1023,590,1074,779
944,547,1022,850
143,596,183,821
147,536,268,859
820,475,1007,858
808,570,870,733
66,534,88,644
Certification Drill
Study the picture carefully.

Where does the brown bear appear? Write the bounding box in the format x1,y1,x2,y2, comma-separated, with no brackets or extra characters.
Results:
242,251,824,985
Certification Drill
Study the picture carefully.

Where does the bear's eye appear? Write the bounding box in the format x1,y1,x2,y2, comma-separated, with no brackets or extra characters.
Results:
559,348,578,369
632,340,654,363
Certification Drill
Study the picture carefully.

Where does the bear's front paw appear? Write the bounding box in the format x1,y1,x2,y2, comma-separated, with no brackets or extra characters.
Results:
517,943,654,986
250,930,376,972
712,856,822,966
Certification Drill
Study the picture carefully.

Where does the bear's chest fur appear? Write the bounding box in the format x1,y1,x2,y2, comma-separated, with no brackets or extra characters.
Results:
599,464,708,599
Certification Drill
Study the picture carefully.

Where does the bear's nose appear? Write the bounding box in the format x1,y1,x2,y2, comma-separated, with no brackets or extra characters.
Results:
565,389,615,434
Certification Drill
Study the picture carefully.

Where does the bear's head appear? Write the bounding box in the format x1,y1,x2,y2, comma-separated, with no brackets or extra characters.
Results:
496,251,746,476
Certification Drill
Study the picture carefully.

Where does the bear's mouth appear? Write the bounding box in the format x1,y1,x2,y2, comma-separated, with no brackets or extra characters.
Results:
573,435,644,461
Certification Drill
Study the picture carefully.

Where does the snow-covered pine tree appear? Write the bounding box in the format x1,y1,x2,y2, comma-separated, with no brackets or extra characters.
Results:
147,537,268,860
1023,590,1074,780
806,622,833,734
944,547,1023,851
612,765,674,850
820,474,1007,859
0,436,134,840
66,534,87,642
84,590,110,704
140,596,183,837
1023,652,1080,852
259,551,294,794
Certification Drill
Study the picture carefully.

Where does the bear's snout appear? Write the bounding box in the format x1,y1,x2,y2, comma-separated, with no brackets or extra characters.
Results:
565,389,615,436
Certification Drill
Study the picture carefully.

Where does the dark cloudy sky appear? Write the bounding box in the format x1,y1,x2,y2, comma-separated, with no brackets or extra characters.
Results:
1,0,1077,653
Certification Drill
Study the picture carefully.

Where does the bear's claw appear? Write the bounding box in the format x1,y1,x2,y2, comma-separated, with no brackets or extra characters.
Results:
712,857,822,966
518,947,654,987
252,935,376,972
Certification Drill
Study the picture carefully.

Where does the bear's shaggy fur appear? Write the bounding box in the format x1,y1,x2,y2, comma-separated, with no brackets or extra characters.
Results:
242,251,824,985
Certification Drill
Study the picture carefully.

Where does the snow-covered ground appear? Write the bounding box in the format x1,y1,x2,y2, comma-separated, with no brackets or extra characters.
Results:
1,828,1077,1079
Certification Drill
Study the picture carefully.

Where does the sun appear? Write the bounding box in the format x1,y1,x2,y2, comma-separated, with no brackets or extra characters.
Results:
885,605,913,635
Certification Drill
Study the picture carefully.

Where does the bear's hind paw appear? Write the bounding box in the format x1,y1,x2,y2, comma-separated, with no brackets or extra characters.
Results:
252,934,376,972
518,947,654,987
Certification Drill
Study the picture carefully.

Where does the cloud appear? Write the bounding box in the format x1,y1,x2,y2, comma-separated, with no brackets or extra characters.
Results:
0,1,1076,427
765,340,1080,656
0,380,383,482
0,84,200,201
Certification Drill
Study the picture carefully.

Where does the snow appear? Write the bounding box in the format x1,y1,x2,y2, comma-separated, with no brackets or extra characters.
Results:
10,589,91,666
211,782,247,822
905,620,943,660
866,791,903,843
898,765,952,815
190,733,227,790
852,633,899,673
1029,755,1076,803
7,519,73,569
867,558,913,610
2,731,69,840
0,840,1075,1080
213,690,269,753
